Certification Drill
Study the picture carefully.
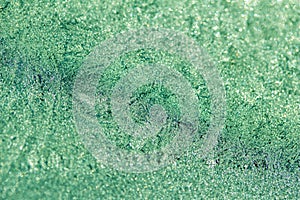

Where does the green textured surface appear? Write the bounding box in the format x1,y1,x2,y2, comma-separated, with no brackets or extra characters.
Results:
1,0,299,199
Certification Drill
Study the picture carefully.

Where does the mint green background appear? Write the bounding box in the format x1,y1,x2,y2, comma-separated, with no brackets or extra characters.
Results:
1,0,299,199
